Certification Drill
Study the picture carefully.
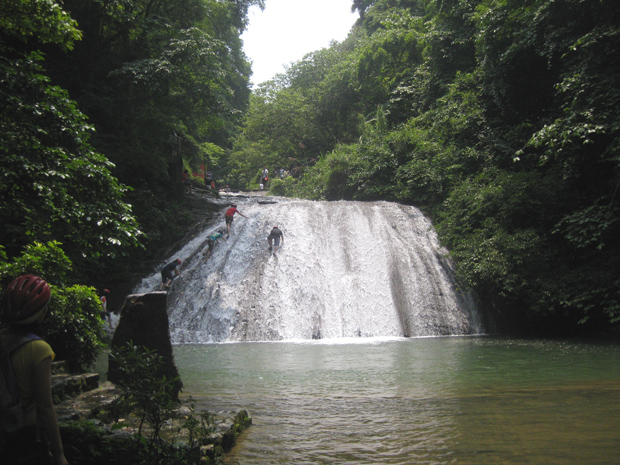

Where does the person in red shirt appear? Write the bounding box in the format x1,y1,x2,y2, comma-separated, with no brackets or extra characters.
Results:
224,204,247,236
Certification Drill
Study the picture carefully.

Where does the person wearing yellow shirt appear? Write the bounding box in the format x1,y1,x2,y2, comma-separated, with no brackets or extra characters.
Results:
0,275,69,465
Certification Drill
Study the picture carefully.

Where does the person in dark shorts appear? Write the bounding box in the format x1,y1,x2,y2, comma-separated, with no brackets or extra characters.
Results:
267,226,284,254
203,230,226,261
160,259,182,290
224,204,247,236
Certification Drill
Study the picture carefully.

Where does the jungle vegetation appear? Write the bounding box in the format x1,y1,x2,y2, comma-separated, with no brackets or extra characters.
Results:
229,0,620,336
0,0,263,369
1,0,619,339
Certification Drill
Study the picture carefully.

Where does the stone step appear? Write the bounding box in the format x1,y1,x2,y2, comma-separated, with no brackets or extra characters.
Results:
55,381,120,422
52,372,100,404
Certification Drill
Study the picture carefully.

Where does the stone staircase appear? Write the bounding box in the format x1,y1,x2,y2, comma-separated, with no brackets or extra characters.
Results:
52,360,120,421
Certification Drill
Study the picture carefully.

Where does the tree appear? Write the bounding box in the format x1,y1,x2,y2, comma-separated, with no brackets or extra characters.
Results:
228,84,322,188
0,242,106,372
0,0,264,284
1,34,141,274
0,0,82,51
229,0,620,334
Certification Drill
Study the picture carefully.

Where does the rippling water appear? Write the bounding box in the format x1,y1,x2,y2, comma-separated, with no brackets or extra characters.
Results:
173,337,620,465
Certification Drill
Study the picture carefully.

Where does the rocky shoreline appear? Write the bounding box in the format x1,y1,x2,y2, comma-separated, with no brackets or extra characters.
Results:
54,377,251,462
52,289,252,463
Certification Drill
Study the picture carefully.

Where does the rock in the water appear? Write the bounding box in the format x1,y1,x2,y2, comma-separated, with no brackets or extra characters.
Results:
108,291,183,398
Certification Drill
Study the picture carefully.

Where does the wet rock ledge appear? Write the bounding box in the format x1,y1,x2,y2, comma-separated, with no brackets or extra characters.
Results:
53,291,251,462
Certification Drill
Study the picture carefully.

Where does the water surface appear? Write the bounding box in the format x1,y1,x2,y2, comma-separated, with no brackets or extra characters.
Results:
174,336,620,464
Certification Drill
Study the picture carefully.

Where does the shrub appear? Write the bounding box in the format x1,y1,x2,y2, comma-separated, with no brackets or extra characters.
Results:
0,241,107,372
46,285,106,372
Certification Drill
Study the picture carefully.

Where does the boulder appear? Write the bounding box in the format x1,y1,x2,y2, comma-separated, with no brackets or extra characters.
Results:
108,291,183,398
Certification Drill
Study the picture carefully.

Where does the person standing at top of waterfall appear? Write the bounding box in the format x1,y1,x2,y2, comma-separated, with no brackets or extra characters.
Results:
225,204,247,237
203,229,226,261
160,259,181,290
261,167,269,186
267,226,284,255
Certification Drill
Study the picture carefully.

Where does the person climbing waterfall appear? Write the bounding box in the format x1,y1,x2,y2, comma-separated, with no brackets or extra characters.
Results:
267,226,284,255
224,204,247,237
261,167,269,187
203,230,226,261
160,259,182,290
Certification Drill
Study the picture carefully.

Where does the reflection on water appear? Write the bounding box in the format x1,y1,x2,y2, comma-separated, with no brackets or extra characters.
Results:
173,337,620,464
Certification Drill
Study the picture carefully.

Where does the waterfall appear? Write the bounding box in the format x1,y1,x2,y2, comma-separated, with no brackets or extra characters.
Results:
134,197,484,343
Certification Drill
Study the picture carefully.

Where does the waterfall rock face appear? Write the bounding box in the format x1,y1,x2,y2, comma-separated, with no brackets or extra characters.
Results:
135,199,483,343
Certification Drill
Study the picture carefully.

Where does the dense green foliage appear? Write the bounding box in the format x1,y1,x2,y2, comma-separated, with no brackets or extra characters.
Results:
0,242,106,372
110,344,181,442
46,283,107,372
230,0,620,336
1,1,261,298
1,0,261,280
43,0,260,185
0,53,141,274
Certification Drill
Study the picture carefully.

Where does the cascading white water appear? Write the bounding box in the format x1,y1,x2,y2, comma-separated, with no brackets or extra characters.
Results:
134,196,484,343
